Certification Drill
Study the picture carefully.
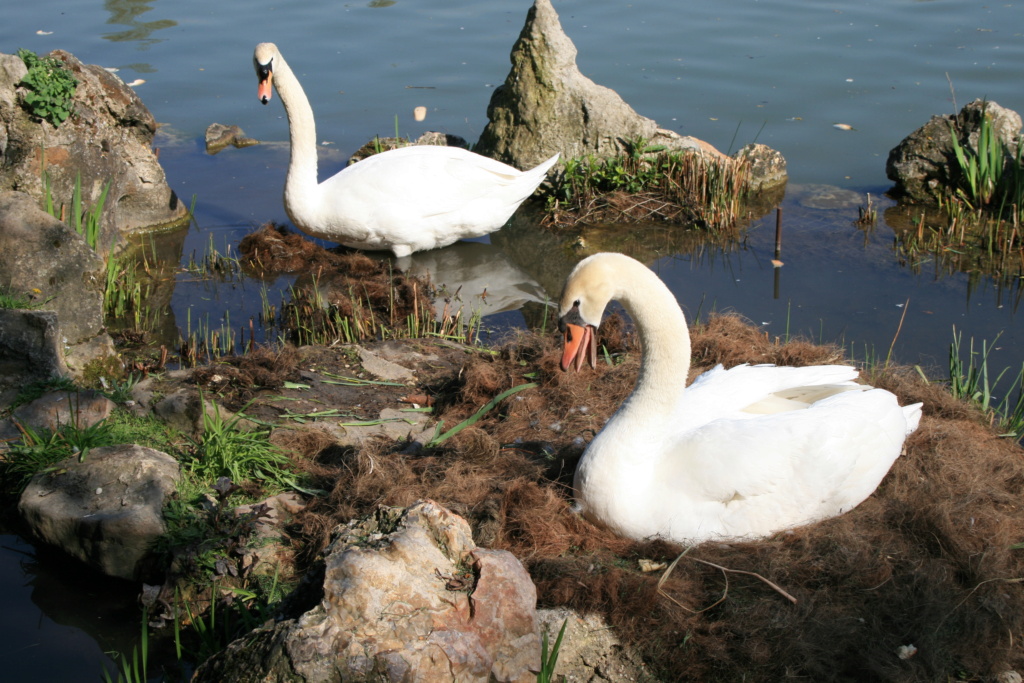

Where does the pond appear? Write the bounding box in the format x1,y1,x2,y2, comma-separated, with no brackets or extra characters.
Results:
2,0,1023,677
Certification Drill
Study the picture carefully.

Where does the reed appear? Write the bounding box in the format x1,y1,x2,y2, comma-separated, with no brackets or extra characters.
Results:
948,326,1024,438
544,138,751,231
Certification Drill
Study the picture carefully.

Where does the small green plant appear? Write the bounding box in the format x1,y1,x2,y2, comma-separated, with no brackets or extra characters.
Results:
0,286,47,310
0,416,119,493
536,618,568,683
17,48,77,127
42,171,111,250
189,394,298,491
949,108,1008,210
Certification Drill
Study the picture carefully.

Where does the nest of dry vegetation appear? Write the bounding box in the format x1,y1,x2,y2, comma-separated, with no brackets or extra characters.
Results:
274,313,1024,682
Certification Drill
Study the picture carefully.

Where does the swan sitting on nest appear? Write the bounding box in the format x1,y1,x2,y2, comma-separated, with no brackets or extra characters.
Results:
558,252,922,544
253,42,559,258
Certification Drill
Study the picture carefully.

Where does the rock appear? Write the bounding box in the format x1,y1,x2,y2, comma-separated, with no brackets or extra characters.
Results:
233,492,305,577
792,183,867,210
476,0,708,169
0,310,68,390
19,444,180,581
0,50,188,254
355,345,415,382
736,143,788,193
886,99,1022,202
12,389,115,432
475,0,785,192
0,191,116,375
205,123,258,154
193,500,541,682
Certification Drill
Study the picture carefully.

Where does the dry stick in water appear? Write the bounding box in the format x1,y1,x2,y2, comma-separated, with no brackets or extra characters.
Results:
658,547,798,612
885,297,912,366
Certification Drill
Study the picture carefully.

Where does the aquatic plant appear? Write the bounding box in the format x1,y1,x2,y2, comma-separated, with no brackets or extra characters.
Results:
100,609,149,683
948,106,1015,211
544,137,751,231
947,326,1024,439
179,309,237,367
185,233,242,279
17,48,77,127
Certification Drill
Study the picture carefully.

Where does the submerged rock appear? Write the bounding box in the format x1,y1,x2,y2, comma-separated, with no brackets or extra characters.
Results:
886,99,1022,202
19,444,180,581
204,122,258,154
194,500,540,682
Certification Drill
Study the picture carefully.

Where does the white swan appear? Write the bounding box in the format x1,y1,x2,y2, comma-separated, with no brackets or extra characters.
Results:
558,253,922,543
253,43,559,258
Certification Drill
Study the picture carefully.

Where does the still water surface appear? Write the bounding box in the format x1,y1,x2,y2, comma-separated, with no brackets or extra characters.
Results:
2,0,1023,677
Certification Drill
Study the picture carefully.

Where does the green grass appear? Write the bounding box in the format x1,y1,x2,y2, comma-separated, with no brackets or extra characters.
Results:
0,415,122,494
188,394,299,492
0,286,50,310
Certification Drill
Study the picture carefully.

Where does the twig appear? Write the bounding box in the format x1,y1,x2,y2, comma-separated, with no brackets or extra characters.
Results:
885,297,911,367
934,576,1024,635
657,548,798,612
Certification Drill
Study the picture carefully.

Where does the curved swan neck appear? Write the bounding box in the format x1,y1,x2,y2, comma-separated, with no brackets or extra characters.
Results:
615,262,692,415
269,50,320,195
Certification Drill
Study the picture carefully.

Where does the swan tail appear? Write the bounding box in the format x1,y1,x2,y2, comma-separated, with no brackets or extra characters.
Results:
902,402,923,434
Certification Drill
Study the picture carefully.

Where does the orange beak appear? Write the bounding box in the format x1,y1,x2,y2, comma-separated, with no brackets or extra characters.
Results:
258,72,273,105
561,323,597,372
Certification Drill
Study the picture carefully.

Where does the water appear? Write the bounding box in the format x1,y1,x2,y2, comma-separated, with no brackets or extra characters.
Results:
3,0,1024,678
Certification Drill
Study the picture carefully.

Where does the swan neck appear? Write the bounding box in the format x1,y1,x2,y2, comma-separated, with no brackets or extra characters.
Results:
619,270,692,415
271,52,320,194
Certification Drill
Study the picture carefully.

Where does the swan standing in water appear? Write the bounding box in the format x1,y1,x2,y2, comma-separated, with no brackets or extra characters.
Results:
253,43,559,258
558,253,922,543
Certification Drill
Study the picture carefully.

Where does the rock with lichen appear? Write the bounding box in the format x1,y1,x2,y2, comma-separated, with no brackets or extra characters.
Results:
476,0,786,192
886,98,1022,202
193,500,541,682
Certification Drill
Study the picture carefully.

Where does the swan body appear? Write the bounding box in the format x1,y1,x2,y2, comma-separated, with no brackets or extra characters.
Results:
558,253,922,543
253,43,559,258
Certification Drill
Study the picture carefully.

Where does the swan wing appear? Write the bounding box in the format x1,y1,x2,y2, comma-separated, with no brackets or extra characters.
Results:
662,388,909,536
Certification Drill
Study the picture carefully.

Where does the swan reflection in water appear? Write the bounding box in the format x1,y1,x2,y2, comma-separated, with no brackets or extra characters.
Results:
391,240,549,321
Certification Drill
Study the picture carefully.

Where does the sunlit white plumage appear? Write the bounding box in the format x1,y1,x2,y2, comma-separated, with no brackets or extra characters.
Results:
253,43,559,258
558,253,922,543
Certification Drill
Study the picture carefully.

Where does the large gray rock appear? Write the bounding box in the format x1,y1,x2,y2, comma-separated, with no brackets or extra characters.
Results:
19,444,181,581
887,99,1022,202
0,310,68,388
476,0,785,191
12,389,115,432
194,500,540,682
0,191,115,374
0,50,188,255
